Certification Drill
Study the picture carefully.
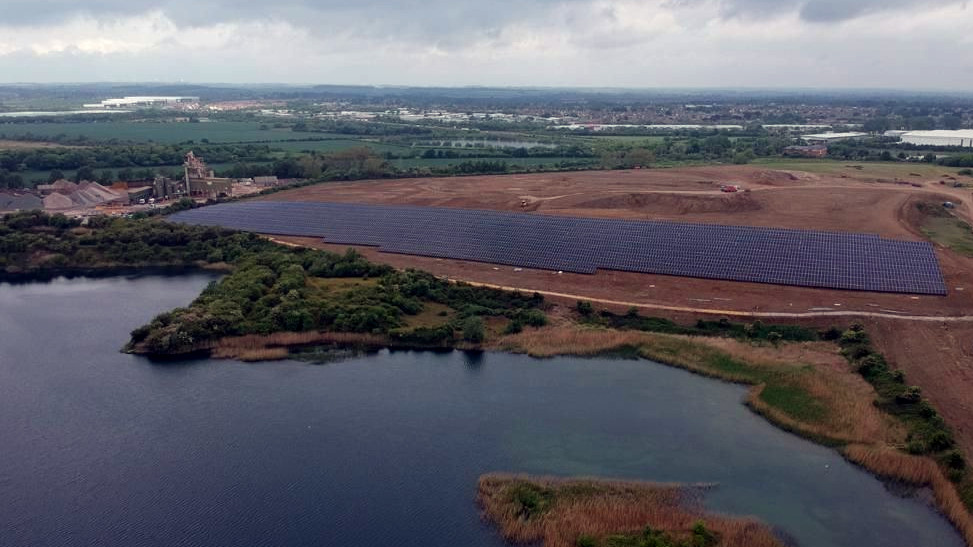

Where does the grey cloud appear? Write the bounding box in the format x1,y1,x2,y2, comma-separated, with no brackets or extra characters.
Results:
714,0,965,21
0,0,587,52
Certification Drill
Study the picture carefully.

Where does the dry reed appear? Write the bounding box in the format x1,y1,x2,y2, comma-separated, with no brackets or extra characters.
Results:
845,445,973,546
210,331,387,360
477,473,783,547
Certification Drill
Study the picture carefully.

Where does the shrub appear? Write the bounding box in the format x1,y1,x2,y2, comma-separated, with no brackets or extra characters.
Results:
896,386,923,404
840,328,868,345
820,326,842,340
503,321,524,335
461,316,486,343
929,431,955,452
509,483,553,519
691,521,719,547
945,450,967,470
576,300,594,316
521,309,548,327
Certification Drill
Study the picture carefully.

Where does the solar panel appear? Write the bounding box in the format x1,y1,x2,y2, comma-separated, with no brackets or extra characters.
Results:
168,201,948,295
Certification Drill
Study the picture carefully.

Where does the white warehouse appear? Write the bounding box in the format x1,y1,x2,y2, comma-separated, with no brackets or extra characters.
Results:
83,96,199,109
899,130,973,148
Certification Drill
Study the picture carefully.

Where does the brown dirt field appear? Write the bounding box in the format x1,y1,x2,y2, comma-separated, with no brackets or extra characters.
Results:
262,165,973,237
263,165,973,455
867,320,973,455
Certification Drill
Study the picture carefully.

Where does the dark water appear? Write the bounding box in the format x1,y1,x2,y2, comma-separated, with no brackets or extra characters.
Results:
0,275,962,547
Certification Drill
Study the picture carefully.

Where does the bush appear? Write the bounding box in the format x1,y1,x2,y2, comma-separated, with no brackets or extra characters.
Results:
576,300,594,316
896,386,922,404
820,326,842,341
840,328,868,345
520,309,548,327
945,450,966,470
929,431,955,451
461,316,486,343
503,321,524,335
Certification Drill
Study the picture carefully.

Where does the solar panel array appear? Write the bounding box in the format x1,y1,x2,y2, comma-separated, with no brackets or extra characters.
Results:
169,201,948,295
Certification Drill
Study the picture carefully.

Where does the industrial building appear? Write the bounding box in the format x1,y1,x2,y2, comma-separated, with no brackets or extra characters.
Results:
898,130,973,148
253,176,280,187
783,145,828,158
83,96,199,109
184,151,233,198
801,132,869,144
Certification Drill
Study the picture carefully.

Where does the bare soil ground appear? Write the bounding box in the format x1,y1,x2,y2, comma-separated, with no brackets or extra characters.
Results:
264,164,973,454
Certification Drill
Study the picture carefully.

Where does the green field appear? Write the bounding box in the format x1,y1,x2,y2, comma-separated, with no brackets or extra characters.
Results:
270,138,413,154
580,135,668,144
752,158,969,179
922,212,973,257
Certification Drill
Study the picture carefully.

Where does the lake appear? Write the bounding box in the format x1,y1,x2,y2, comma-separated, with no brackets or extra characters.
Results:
0,274,962,547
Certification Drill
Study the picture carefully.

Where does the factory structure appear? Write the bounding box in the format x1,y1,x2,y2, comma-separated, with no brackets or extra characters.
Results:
83,96,199,109
800,132,870,144
885,130,973,148
183,151,235,198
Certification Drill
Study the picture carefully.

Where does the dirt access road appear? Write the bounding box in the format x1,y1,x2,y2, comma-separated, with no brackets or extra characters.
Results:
265,163,973,454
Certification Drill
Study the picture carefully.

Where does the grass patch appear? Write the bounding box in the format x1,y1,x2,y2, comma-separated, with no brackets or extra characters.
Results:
403,301,454,328
920,211,973,257
752,158,965,179
579,306,818,344
758,383,828,423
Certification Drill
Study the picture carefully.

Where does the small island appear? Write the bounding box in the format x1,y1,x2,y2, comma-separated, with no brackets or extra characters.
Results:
477,474,782,547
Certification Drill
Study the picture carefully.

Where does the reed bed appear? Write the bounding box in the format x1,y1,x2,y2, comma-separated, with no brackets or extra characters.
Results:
211,331,387,360
845,445,973,546
477,473,782,547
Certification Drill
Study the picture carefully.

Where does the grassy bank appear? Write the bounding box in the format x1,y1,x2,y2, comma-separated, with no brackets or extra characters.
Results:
477,474,782,547
917,200,973,257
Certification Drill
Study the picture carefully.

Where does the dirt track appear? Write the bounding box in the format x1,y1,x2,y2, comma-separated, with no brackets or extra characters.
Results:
265,165,973,454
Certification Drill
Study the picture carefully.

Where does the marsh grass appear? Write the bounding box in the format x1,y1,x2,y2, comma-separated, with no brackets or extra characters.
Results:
477,474,783,547
845,445,973,546
211,331,387,360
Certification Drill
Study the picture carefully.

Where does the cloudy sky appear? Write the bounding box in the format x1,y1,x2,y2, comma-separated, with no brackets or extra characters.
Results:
0,0,970,89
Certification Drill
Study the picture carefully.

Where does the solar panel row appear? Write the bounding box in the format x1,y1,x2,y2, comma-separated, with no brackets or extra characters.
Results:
168,201,948,295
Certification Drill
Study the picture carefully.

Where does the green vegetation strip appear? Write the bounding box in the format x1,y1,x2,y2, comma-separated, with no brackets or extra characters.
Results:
917,202,973,257
835,324,973,505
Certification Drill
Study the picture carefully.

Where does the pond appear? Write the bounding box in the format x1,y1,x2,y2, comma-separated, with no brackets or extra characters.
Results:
0,274,962,547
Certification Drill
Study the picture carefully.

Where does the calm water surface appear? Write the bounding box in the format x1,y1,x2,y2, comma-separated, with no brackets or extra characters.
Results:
0,275,962,547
